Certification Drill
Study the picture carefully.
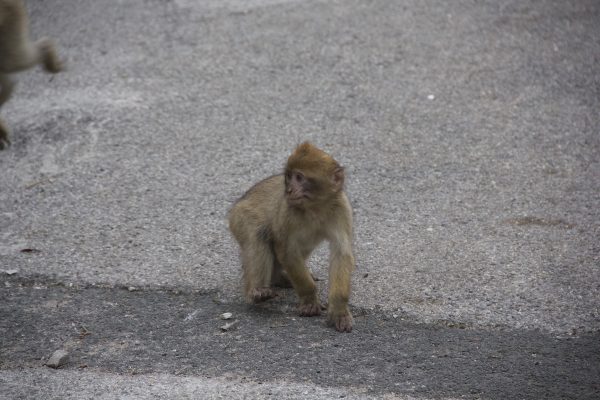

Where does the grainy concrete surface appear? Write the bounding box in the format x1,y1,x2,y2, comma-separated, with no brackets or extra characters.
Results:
1,0,599,398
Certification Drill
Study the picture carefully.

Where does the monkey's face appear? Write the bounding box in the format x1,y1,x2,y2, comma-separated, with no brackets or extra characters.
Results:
284,142,345,209
284,169,318,208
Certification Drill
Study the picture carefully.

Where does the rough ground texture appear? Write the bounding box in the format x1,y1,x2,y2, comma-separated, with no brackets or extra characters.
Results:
1,0,599,399
1,275,599,399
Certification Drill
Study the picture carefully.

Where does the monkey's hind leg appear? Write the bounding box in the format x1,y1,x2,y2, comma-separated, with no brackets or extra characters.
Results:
271,265,319,288
271,260,293,288
241,242,278,303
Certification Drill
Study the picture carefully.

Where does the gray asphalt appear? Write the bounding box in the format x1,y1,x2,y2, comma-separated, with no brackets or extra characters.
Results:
1,0,599,399
2,274,600,399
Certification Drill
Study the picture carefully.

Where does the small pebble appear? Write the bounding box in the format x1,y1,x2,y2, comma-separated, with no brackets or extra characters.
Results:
220,320,239,331
184,310,199,321
220,312,233,320
46,350,69,368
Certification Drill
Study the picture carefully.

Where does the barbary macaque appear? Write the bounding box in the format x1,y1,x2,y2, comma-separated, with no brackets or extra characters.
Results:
0,0,64,149
229,142,356,332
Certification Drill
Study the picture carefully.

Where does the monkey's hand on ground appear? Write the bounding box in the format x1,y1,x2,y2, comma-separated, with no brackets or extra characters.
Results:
298,302,322,317
328,310,353,333
249,287,278,303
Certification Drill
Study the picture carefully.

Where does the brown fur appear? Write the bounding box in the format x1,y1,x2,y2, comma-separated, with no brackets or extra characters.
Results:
229,142,355,332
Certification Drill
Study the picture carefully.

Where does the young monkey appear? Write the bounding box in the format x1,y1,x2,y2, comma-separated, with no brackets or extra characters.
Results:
229,142,356,332
0,0,64,149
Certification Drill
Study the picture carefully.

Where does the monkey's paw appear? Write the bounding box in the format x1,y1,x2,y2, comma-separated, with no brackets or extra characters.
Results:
298,302,321,317
38,38,64,73
328,312,353,333
249,287,278,303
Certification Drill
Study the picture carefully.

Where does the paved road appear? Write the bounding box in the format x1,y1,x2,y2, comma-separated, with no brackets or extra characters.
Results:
1,0,599,398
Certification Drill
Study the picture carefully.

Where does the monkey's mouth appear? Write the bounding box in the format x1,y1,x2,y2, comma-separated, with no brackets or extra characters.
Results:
287,195,308,205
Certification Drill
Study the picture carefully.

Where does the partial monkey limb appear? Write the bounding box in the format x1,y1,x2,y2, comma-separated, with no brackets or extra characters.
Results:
0,0,64,74
0,75,14,149
327,249,355,332
0,74,16,107
0,38,63,73
325,204,355,332
0,118,9,149
270,261,293,288
37,38,64,73
0,0,64,149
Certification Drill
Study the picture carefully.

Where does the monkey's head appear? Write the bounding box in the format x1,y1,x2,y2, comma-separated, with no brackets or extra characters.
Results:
284,142,345,208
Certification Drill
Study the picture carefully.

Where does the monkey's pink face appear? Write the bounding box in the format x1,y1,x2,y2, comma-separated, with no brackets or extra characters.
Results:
284,170,315,207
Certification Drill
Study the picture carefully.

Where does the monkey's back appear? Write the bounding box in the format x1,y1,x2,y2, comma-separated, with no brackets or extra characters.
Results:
228,174,285,246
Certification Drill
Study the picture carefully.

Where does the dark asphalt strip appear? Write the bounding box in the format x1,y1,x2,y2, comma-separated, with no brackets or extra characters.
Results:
1,276,598,400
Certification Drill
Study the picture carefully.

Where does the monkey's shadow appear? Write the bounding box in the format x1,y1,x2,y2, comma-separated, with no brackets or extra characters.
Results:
244,289,298,317
241,284,358,331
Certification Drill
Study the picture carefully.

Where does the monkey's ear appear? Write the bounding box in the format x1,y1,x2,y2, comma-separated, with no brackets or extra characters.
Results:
332,167,345,190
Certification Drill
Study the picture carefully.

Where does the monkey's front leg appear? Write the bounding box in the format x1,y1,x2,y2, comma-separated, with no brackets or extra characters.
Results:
279,250,321,316
327,246,355,332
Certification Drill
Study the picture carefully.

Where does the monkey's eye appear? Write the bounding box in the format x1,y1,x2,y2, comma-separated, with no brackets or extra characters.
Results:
293,172,305,183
